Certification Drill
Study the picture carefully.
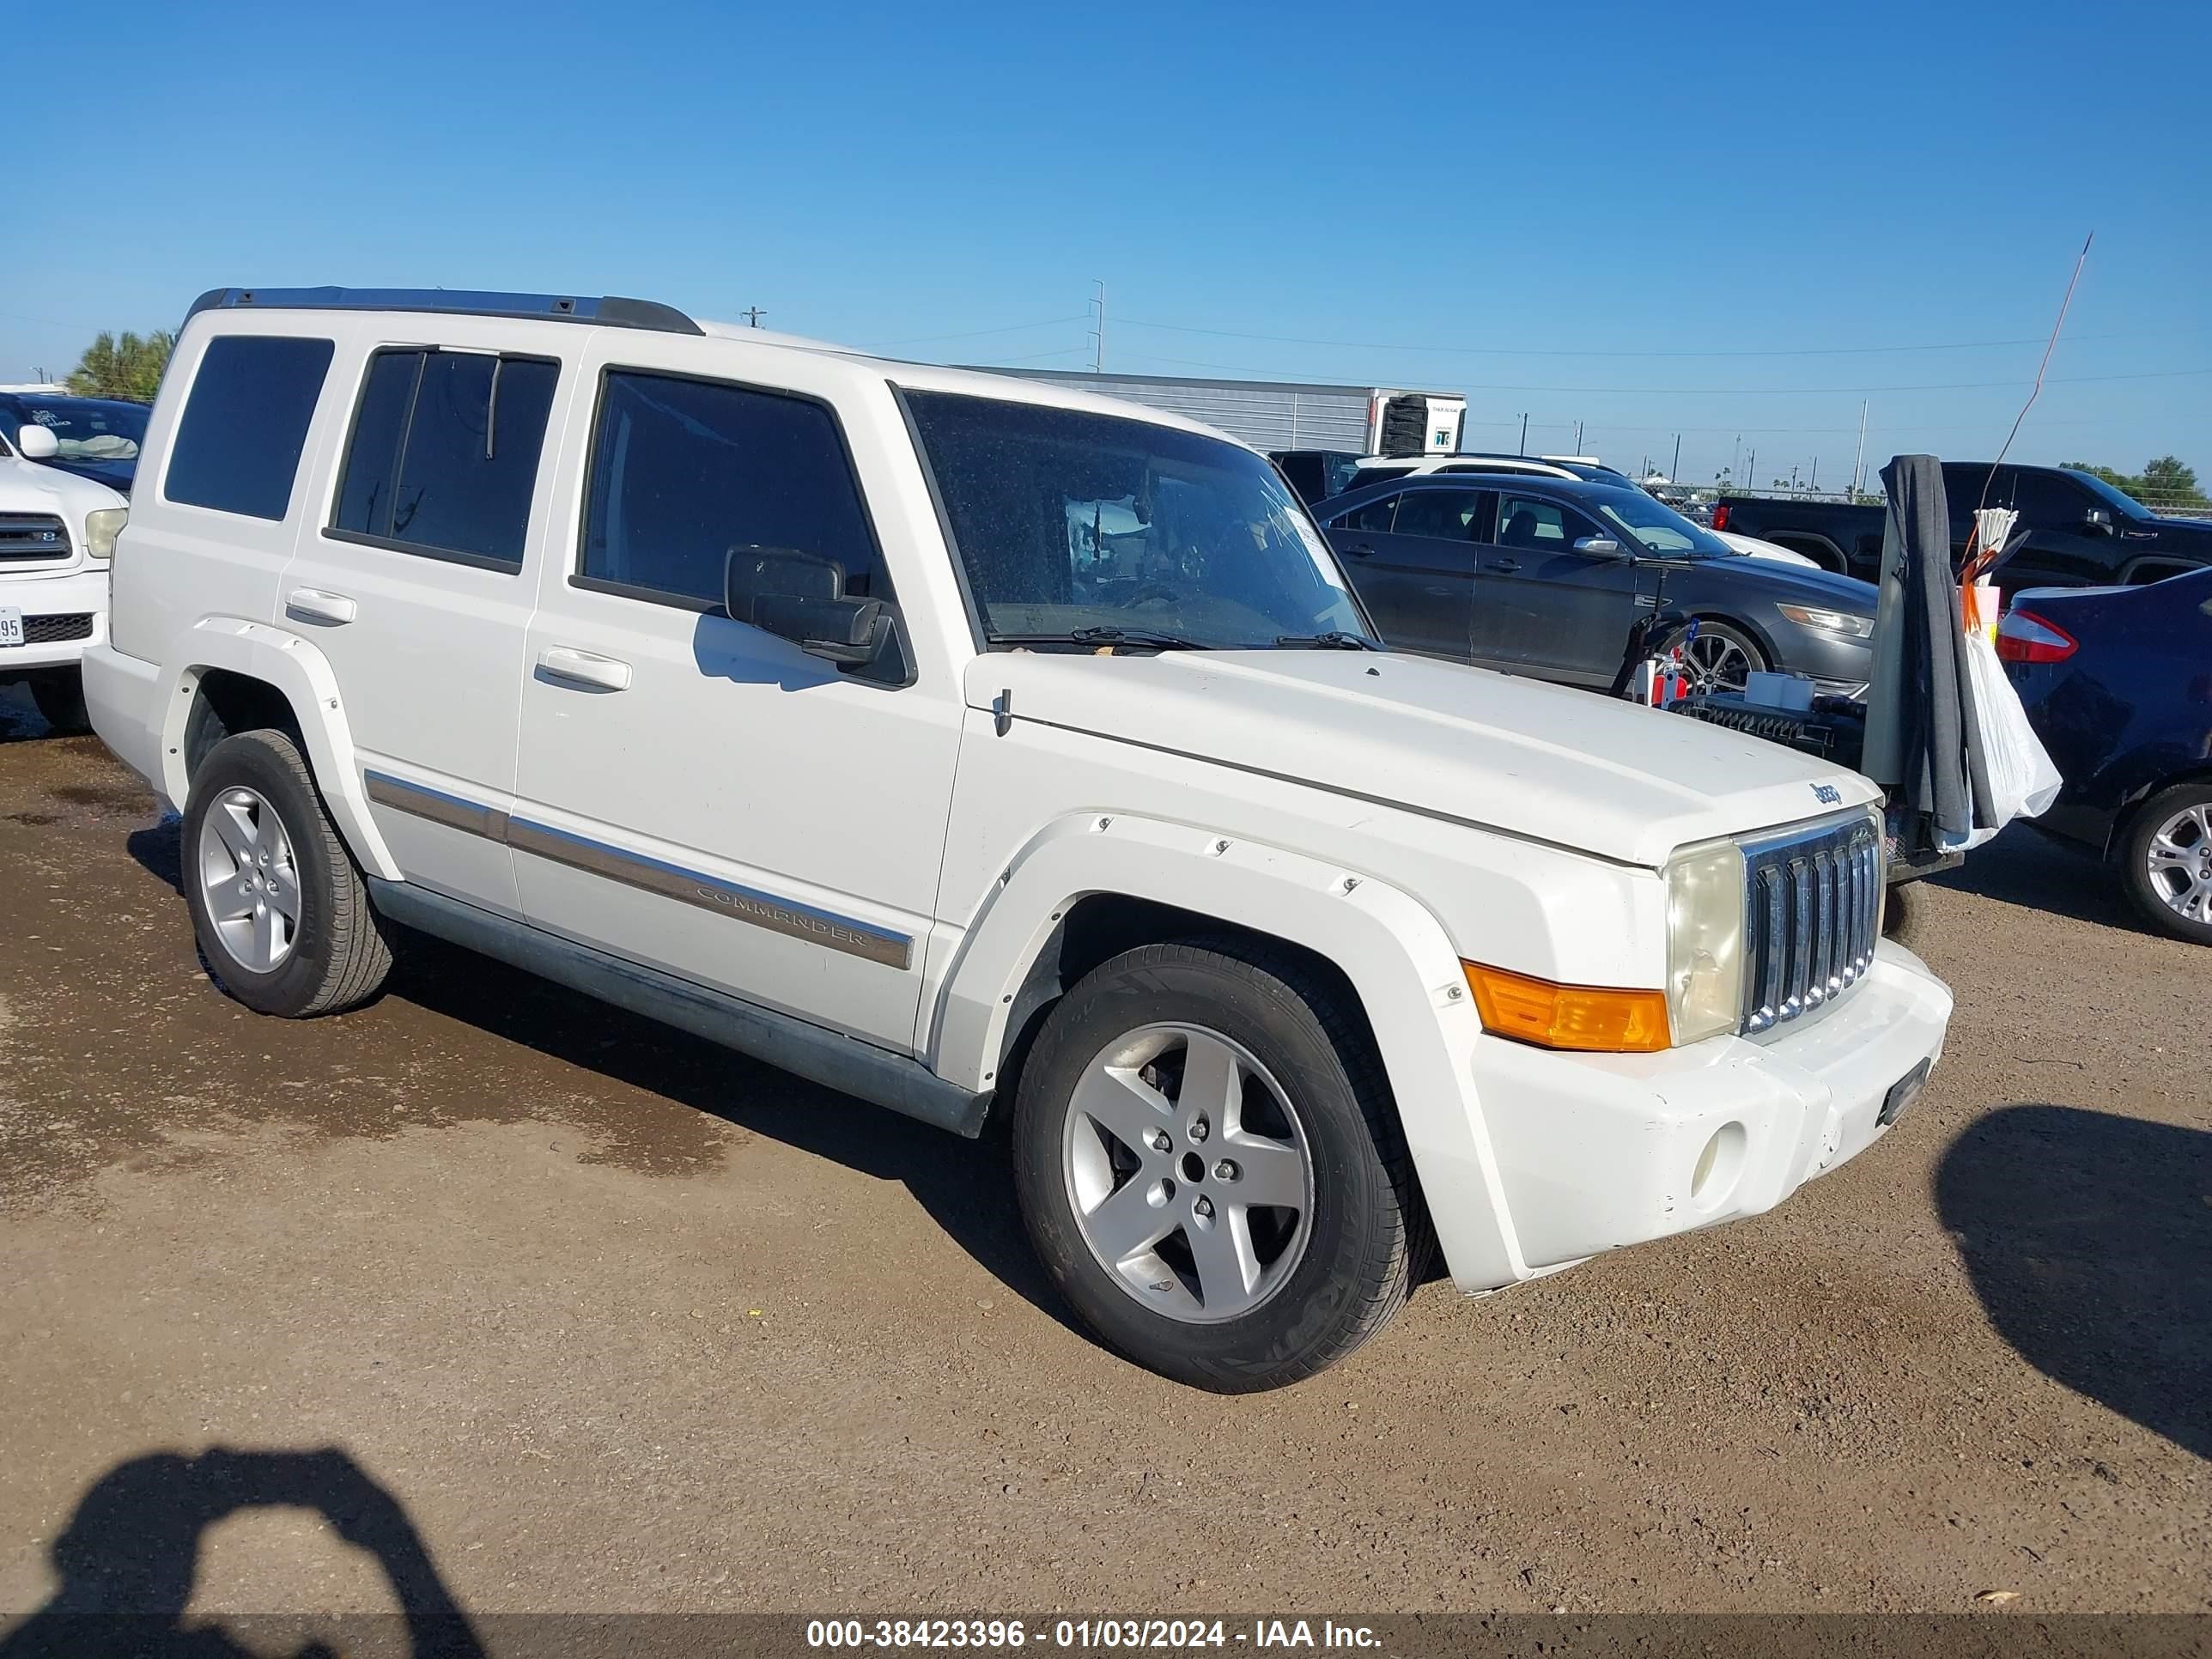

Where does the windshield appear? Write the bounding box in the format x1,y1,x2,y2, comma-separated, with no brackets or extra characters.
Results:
1587,486,1731,556
2061,467,2153,520
905,392,1370,650
3,398,148,462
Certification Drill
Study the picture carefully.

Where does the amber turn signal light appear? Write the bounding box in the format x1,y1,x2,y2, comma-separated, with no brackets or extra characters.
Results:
1462,961,1672,1054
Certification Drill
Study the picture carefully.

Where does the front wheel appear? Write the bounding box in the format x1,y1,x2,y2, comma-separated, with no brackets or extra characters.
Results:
2119,784,2212,945
1680,620,1767,696
30,671,89,735
1012,940,1424,1392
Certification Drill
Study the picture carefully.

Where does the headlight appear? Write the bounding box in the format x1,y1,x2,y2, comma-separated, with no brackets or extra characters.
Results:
1664,837,1747,1045
85,507,127,561
1777,603,1872,639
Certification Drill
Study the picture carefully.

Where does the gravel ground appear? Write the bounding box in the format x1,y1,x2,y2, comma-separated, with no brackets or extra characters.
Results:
0,684,2204,1627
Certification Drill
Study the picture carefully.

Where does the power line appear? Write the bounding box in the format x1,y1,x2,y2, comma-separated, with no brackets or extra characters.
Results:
863,315,1088,350
1114,316,2157,360
1107,348,2212,396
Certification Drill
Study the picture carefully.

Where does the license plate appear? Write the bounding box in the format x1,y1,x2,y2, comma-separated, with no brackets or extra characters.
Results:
0,608,21,648
1879,1057,1933,1127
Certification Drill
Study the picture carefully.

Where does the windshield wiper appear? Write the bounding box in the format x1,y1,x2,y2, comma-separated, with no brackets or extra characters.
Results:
1273,631,1381,650
993,628,1212,652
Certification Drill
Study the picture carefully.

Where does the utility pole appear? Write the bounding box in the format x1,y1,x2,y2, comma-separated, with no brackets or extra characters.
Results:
1851,400,1868,495
739,307,766,328
1746,447,1757,489
1517,412,1528,454
1669,434,1681,483
1731,434,1741,483
1090,279,1106,373
1809,457,1819,491
1572,419,1583,453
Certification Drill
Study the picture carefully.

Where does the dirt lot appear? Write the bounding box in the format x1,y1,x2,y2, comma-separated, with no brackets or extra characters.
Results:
0,684,2205,1626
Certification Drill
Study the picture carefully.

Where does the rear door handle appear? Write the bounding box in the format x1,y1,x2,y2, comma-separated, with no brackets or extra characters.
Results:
537,646,632,691
1487,558,1521,573
286,587,357,625
1343,543,1375,558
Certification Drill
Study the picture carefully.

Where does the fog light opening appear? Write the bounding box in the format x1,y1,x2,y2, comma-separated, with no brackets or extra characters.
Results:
1691,1121,1748,1211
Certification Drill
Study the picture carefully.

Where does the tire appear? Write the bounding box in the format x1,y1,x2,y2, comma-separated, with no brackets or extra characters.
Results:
181,729,393,1016
30,671,89,735
1681,619,1767,696
1012,939,1423,1392
1880,878,1923,948
2118,782,2212,945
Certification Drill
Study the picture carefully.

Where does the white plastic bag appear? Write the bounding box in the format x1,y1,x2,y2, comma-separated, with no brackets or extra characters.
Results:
1956,627,2063,849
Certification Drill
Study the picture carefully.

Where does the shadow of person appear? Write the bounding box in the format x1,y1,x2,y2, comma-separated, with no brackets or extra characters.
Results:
0,1448,483,1659
1936,1104,2211,1459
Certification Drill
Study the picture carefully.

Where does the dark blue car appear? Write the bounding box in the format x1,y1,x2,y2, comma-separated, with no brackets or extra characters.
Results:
1999,566,2212,944
0,392,147,493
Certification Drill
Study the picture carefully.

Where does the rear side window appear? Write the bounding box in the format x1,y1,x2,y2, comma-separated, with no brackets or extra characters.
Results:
579,370,885,610
165,335,334,520
331,349,559,568
1333,494,1398,533
1394,489,1488,540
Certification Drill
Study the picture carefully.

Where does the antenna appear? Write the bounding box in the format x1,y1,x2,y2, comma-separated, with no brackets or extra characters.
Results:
739,307,766,329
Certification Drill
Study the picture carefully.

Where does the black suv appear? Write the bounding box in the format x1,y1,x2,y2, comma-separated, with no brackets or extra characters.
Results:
1313,473,1881,695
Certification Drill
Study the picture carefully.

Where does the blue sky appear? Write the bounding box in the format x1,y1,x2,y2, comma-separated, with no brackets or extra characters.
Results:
9,0,2208,484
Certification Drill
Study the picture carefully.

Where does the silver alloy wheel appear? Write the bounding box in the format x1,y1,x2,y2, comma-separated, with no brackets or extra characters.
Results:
2143,801,2212,924
197,785,303,973
1061,1023,1314,1324
1681,630,1755,695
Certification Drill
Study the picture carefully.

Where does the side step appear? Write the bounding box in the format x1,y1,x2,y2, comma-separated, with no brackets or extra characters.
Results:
366,878,992,1138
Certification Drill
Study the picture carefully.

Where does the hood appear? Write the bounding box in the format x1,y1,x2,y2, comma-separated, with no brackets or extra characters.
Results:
1,453,126,529
969,649,1880,869
37,455,137,495
1672,553,1877,611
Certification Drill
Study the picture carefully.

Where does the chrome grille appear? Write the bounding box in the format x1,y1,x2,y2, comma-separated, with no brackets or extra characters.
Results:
0,512,70,562
1741,812,1882,1035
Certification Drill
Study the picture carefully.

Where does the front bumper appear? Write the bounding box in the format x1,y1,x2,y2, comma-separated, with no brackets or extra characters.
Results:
1467,941,1952,1276
0,568,108,676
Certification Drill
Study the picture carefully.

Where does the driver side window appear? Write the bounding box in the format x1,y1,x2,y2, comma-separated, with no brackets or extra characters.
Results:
1495,495,1599,550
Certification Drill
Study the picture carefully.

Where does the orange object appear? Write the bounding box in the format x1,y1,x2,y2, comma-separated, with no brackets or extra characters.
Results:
1462,961,1673,1054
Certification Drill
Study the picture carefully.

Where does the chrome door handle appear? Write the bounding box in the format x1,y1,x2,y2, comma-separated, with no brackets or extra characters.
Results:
537,646,632,691
1343,543,1375,557
286,587,357,625
1488,558,1521,573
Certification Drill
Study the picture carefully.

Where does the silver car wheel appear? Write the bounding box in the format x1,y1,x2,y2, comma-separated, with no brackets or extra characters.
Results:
1061,1023,1314,1325
2143,801,2212,924
198,785,302,973
1682,630,1755,695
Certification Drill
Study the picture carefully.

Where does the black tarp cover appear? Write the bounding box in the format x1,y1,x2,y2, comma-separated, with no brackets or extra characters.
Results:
1858,455,1995,854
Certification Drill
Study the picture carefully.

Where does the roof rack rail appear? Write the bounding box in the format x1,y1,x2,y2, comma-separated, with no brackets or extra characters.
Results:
182,287,703,337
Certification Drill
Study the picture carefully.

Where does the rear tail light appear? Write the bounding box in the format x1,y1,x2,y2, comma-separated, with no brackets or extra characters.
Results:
1995,609,2077,664
1711,501,1731,531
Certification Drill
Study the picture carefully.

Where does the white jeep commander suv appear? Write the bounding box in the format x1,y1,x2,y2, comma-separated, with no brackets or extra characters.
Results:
83,287,1952,1390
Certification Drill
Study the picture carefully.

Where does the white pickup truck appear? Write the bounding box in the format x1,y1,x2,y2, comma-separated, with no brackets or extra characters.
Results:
1,417,129,729
82,288,1951,1390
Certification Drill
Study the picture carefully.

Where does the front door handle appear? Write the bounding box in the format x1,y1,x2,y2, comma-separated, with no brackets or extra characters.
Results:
537,646,632,691
1487,557,1522,573
1343,543,1375,558
286,587,357,625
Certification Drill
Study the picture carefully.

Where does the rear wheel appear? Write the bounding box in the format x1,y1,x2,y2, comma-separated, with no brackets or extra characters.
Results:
1680,620,1766,696
182,729,393,1015
1012,940,1422,1392
2119,784,2212,945
30,671,89,735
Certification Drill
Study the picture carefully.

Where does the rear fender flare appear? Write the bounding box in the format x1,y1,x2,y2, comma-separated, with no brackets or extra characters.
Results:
158,617,400,880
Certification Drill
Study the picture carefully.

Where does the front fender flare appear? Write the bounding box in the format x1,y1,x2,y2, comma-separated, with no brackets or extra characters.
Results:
158,617,400,880
929,811,1525,1287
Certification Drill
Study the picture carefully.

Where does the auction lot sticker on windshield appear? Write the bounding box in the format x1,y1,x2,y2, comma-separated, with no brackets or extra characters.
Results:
0,608,24,648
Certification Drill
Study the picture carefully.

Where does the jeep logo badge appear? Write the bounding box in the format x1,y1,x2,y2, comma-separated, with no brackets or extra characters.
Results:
1812,783,1843,805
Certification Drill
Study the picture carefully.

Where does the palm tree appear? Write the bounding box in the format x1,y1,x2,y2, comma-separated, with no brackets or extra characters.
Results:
65,330,176,403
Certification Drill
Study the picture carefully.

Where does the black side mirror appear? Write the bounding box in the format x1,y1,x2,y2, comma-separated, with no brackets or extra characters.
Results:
725,546,886,668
